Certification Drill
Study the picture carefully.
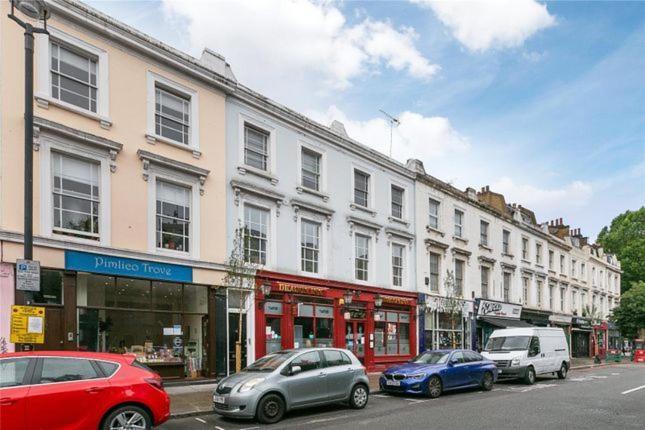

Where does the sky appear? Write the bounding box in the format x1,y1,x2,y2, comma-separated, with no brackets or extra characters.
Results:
88,0,645,240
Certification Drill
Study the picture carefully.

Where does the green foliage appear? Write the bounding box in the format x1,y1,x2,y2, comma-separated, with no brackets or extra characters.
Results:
610,281,645,339
597,207,645,293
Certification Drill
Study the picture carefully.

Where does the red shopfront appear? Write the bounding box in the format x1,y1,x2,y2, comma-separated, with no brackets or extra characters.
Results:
254,271,418,372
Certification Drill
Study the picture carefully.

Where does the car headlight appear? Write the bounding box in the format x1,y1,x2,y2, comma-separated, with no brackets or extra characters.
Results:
238,377,266,393
511,357,521,366
408,373,426,380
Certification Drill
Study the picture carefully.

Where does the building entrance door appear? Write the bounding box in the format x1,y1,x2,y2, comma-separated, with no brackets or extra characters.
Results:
33,307,64,351
345,321,366,361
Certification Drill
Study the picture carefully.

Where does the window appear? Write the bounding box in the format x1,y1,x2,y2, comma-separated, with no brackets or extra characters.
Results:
560,255,565,273
428,198,440,229
301,148,321,191
429,253,440,292
454,260,464,296
560,288,565,311
481,266,490,299
503,230,510,254
537,280,543,308
523,277,529,305
391,186,404,219
503,272,511,302
549,250,554,269
451,351,465,363
464,351,484,362
354,170,370,207
480,221,489,246
301,220,321,273
522,238,529,260
536,243,542,265
244,124,269,171
155,85,190,145
322,350,352,367
25,270,63,305
50,41,97,113
39,358,99,383
454,209,464,237
0,358,30,388
96,361,118,377
374,311,410,356
355,234,370,281
244,205,269,265
294,304,333,348
392,244,405,287
52,153,101,241
528,337,540,357
572,289,578,311
571,259,577,277
156,180,191,252
290,351,321,372
549,285,555,310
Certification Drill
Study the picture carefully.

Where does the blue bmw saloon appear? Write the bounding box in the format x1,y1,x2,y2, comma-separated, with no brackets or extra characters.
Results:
380,349,498,398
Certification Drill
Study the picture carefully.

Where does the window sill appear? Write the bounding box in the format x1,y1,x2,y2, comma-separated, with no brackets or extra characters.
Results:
237,165,279,185
425,225,444,236
145,133,201,159
153,247,195,260
51,231,103,246
349,203,376,217
35,94,112,129
521,259,532,265
453,235,468,245
296,186,329,202
502,253,515,259
388,216,410,227
535,263,544,269
479,244,492,252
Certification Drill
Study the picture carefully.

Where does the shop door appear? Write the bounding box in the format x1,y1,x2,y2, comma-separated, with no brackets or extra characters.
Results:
345,321,366,361
228,313,247,373
572,332,589,358
33,307,64,351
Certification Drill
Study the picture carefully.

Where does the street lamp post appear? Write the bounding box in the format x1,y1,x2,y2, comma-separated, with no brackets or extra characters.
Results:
8,0,49,261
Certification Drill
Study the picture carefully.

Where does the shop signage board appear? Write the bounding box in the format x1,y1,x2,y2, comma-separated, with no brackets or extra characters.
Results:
65,251,192,283
10,305,45,344
275,282,327,296
477,300,522,319
549,314,573,324
16,259,40,291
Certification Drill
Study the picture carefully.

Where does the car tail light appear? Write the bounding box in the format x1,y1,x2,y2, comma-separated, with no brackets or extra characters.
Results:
145,377,164,390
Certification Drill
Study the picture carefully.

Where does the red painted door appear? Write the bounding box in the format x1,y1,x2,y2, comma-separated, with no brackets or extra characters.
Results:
345,321,366,361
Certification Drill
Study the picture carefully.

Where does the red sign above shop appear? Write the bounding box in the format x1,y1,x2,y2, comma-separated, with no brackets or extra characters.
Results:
381,295,415,306
275,282,328,296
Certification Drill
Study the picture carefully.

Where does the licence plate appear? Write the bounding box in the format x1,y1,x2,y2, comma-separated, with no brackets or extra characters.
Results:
213,395,226,404
386,380,401,386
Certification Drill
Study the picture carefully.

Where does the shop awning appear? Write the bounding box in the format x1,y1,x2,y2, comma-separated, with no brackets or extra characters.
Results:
480,316,534,328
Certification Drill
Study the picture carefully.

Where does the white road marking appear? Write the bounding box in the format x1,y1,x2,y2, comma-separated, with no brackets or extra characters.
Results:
307,415,349,424
373,394,390,398
214,426,225,430
194,418,207,424
591,375,608,379
239,427,259,430
611,373,620,375
621,385,645,395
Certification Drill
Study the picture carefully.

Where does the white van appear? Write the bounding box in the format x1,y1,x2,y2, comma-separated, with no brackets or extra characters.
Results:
481,327,570,385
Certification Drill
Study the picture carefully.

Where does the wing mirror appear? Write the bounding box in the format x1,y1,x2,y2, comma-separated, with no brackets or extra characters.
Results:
290,365,302,376
448,359,458,366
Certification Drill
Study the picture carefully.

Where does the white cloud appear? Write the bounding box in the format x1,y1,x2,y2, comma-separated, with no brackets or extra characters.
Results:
162,0,438,100
414,0,556,52
491,177,594,213
309,105,470,162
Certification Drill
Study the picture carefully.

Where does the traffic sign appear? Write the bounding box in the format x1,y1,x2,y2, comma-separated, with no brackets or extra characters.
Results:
16,259,40,291
10,305,45,344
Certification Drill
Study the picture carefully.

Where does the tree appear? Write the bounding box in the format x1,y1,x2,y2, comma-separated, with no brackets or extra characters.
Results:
610,281,645,340
597,207,645,294
223,225,258,372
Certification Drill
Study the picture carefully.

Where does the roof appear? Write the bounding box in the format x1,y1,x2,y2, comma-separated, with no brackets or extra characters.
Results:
0,350,134,362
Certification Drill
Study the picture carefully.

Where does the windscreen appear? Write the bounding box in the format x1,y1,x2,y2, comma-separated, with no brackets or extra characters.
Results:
484,336,531,351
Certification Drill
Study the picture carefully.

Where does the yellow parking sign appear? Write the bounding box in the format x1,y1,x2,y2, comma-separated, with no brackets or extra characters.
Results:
10,305,45,344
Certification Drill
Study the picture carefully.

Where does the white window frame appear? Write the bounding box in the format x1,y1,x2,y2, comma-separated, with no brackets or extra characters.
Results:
454,208,465,238
522,277,529,306
146,71,200,155
351,167,372,209
297,140,327,194
537,279,543,308
454,259,465,297
480,219,489,246
35,27,110,126
429,252,441,292
390,241,406,288
535,243,542,265
480,265,490,299
237,198,277,269
353,231,373,283
147,168,201,259
237,112,277,179
388,180,408,221
502,229,511,254
521,236,529,260
428,197,440,230
297,216,327,276
39,135,111,246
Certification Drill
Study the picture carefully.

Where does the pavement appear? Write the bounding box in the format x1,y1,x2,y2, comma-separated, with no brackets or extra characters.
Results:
160,363,644,429
165,357,622,418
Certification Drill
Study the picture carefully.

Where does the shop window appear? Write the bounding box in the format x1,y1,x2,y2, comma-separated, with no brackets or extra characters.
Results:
183,284,208,314
151,282,182,312
39,358,99,383
294,303,333,348
264,301,283,354
374,310,410,356
438,311,463,349
25,270,63,305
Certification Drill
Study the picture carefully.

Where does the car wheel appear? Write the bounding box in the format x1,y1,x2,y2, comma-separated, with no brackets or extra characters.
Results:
481,372,494,391
256,394,285,424
102,405,151,430
557,363,568,379
426,375,442,398
349,384,369,409
524,367,536,385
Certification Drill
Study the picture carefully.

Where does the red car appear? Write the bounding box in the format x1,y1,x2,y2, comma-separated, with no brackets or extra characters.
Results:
0,351,170,430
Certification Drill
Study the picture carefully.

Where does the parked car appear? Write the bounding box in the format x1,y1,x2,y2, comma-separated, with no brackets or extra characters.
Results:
0,351,170,430
380,349,498,398
481,327,570,384
213,348,369,423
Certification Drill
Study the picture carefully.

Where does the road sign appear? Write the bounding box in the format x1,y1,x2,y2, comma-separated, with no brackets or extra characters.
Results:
16,259,40,291
10,305,45,344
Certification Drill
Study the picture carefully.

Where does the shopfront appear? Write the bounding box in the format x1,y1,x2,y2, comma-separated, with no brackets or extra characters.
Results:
254,271,417,372
571,316,593,358
520,308,552,327
16,250,222,379
593,321,608,359
420,295,473,352
607,322,622,351
548,314,572,352
474,299,530,351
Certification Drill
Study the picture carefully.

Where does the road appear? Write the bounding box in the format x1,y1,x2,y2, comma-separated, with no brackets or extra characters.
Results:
160,364,645,430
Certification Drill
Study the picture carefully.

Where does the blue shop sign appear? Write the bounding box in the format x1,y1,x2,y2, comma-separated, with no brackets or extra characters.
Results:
65,251,193,283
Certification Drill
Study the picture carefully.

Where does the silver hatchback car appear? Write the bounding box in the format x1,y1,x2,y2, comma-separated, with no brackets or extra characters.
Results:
213,348,370,423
